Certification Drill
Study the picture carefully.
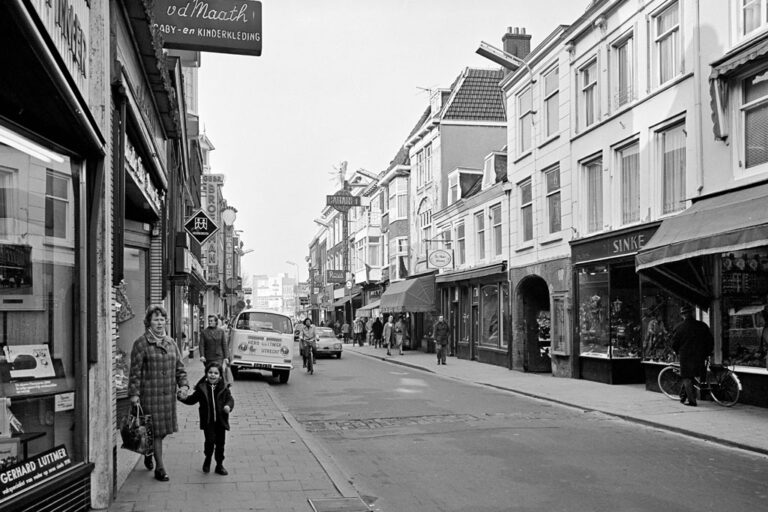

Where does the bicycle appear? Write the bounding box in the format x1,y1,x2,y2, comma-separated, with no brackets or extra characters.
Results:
657,358,742,407
301,337,316,375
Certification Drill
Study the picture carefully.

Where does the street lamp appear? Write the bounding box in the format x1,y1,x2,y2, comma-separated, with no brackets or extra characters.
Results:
285,260,299,319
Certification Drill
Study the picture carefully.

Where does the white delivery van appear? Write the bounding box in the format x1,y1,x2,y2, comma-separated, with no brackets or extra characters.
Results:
228,309,294,383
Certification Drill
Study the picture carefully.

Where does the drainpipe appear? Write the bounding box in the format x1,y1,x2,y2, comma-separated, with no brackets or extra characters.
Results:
693,0,705,196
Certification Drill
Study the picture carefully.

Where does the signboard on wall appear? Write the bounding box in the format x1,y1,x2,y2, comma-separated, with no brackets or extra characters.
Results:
153,0,263,56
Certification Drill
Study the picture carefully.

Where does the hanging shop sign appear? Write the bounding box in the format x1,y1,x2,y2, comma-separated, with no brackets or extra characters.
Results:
0,445,72,499
152,0,262,56
428,249,453,269
184,210,220,245
326,191,360,213
326,269,345,283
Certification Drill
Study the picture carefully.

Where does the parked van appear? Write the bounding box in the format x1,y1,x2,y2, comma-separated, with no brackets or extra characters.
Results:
228,309,294,383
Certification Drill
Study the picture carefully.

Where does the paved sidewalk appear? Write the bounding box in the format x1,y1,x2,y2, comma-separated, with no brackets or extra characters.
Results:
108,362,363,512
346,344,768,456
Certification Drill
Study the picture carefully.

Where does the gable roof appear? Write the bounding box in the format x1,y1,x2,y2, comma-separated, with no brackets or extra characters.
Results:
442,68,506,122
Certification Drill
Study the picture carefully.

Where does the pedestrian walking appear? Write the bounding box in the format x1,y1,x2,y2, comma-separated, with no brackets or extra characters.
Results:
353,317,365,346
341,321,350,344
433,315,450,365
200,315,229,367
372,316,384,348
129,304,190,482
670,304,714,406
394,315,406,355
383,315,395,355
366,316,375,346
179,361,234,476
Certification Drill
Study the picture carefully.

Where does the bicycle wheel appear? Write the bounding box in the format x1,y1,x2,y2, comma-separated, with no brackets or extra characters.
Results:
306,349,314,374
657,365,683,400
708,369,741,407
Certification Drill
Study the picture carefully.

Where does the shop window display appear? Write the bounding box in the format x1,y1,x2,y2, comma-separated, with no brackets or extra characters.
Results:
721,252,768,368
578,266,610,357
0,142,82,473
640,281,681,362
480,284,499,346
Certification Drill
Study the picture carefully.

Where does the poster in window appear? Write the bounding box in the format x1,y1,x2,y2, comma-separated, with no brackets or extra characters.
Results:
0,244,43,311
3,345,56,379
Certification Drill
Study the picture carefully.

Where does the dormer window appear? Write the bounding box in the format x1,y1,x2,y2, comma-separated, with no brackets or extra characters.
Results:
447,168,483,206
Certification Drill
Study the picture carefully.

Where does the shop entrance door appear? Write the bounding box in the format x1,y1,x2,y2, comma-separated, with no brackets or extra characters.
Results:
471,305,479,360
450,303,459,356
519,276,552,372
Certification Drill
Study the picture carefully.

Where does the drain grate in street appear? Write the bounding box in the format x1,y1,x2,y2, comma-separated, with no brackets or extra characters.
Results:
301,413,479,432
308,497,372,512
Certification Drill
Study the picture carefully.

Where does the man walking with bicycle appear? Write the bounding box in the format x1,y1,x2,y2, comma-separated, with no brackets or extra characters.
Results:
670,304,714,407
299,318,317,375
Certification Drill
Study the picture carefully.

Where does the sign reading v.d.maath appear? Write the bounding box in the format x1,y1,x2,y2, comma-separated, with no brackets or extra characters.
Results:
153,1,262,56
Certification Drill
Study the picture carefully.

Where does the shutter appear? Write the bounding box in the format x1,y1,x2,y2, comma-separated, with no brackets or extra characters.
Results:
149,230,163,304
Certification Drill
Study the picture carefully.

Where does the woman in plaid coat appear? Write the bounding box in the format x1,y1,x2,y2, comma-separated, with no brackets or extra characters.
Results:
129,304,189,481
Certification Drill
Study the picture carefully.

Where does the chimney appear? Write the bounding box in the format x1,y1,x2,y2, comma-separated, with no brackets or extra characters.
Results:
502,27,532,60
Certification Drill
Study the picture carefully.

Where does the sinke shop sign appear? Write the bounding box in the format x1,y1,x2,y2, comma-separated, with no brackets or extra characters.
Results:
153,1,262,56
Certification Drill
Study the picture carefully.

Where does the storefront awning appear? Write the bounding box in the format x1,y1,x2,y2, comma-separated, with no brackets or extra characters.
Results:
636,182,768,307
380,275,435,313
358,299,381,311
435,262,506,283
332,293,360,308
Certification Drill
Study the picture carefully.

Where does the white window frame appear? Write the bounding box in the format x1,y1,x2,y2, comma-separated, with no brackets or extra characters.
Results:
520,178,533,243
583,157,604,234
617,141,640,225
389,177,408,220
735,0,768,42
543,66,559,138
0,166,18,241
448,172,459,205
490,203,502,257
739,67,768,175
367,236,381,267
424,144,432,183
518,87,533,154
658,121,687,215
580,59,599,130
611,32,635,110
456,221,466,265
544,166,561,234
474,211,486,261
652,0,681,87
45,169,73,243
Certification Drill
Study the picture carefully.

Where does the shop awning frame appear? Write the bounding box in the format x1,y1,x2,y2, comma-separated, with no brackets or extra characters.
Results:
332,293,360,308
636,182,768,308
435,262,506,283
380,275,436,314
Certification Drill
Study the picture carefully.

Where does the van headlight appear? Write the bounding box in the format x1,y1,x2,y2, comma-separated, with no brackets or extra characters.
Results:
238,343,248,352
280,346,289,355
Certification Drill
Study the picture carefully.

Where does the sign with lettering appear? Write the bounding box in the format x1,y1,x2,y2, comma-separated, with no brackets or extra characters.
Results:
30,0,89,90
326,193,360,213
326,269,345,283
0,445,72,499
152,0,262,56
428,249,453,269
571,225,659,264
184,210,219,245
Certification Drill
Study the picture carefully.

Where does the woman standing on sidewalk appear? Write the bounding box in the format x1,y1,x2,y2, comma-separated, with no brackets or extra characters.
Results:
129,305,190,481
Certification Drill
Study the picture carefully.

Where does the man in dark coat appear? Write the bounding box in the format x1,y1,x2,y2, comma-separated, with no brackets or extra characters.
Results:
433,315,451,365
371,317,384,348
670,304,714,406
200,315,229,367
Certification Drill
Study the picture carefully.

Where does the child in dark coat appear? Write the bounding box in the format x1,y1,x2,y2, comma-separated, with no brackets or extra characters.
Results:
179,361,234,475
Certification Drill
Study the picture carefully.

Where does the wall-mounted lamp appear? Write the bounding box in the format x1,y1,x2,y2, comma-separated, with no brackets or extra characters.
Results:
594,15,607,32
564,41,575,55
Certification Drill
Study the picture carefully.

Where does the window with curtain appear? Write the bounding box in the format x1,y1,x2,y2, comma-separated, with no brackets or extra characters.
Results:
661,123,686,214
520,179,533,242
543,66,559,137
581,60,598,128
474,211,485,260
654,1,680,85
585,159,603,233
518,87,533,153
0,166,15,238
367,236,380,266
491,204,502,256
389,177,408,219
456,222,465,265
742,69,768,169
480,284,499,346
619,143,640,224
741,0,764,36
614,35,634,108
544,167,561,234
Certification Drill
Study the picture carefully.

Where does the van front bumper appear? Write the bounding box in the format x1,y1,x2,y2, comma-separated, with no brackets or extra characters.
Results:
231,361,293,371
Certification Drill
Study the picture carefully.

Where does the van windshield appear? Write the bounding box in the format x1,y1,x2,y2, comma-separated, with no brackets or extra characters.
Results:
235,312,292,334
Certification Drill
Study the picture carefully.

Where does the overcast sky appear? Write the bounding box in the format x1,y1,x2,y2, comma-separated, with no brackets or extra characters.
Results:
198,0,590,282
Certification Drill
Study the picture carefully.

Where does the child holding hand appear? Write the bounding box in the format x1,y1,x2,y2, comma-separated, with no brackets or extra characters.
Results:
179,361,234,475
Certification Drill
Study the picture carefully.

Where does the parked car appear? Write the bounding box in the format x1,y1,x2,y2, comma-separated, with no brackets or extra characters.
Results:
315,327,342,359
228,309,294,383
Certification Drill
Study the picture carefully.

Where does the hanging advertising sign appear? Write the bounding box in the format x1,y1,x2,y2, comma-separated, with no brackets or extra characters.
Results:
152,0,263,56
428,249,453,269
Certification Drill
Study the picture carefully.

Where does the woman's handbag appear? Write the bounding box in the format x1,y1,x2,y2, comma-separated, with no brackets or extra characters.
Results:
120,404,154,456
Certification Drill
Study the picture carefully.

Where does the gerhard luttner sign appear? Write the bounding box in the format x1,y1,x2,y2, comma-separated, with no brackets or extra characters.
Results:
153,0,262,56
